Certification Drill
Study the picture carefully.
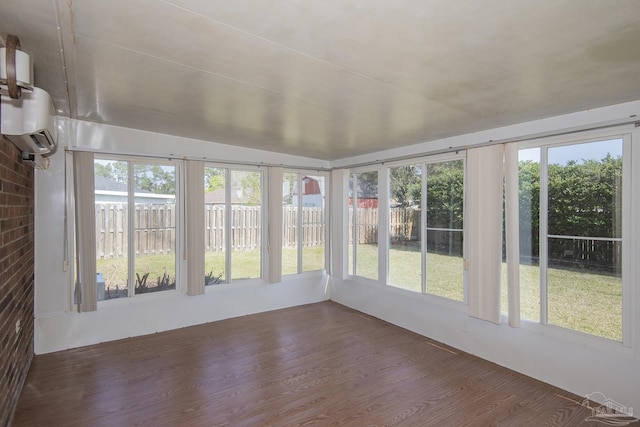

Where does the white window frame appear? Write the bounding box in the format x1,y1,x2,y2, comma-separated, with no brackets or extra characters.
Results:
384,151,467,303
512,126,634,347
348,166,383,284
94,154,183,301
282,169,330,276
203,163,266,286
347,152,467,302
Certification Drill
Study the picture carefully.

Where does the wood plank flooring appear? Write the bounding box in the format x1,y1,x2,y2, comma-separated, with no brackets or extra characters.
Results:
12,302,637,426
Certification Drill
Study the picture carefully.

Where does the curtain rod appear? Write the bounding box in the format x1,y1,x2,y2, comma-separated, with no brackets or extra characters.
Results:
65,116,638,172
64,147,332,172
337,117,639,170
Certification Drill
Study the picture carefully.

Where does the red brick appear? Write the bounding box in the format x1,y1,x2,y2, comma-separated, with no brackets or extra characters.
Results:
0,139,34,427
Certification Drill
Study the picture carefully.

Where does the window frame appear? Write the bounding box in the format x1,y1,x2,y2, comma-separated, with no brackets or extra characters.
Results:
282,169,330,276
512,126,633,346
384,152,468,302
94,154,183,302
348,166,383,283
203,163,267,287
347,152,467,303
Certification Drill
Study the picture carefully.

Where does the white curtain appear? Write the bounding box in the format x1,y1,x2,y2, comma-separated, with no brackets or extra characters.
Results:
330,169,348,279
466,145,504,324
267,167,283,283
185,160,205,296
73,151,97,312
504,143,521,327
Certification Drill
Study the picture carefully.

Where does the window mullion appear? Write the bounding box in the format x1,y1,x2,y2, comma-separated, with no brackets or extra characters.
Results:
378,167,389,285
225,168,232,284
622,133,632,346
421,164,427,294
352,173,358,276
297,174,303,274
539,148,549,326
127,161,135,297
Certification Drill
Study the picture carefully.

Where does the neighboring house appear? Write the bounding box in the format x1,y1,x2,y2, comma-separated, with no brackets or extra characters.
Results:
292,176,323,208
204,187,246,205
94,176,175,204
348,176,379,208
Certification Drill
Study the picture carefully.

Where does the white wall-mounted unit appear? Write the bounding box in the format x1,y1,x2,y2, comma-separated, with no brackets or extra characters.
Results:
1,86,57,156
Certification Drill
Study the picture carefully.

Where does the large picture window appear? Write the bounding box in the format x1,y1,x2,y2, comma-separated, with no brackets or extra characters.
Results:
94,158,178,299
517,136,626,341
203,166,264,285
349,171,379,280
388,158,465,301
282,172,327,275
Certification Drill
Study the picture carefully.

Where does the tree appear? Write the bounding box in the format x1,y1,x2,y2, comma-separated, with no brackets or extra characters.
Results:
517,154,622,264
134,164,175,195
390,165,421,207
235,171,261,206
205,167,225,192
352,171,378,198
425,160,464,229
94,161,175,194
95,161,127,184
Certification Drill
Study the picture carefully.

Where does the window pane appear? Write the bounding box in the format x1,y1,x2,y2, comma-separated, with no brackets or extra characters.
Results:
282,172,298,275
426,161,464,230
425,160,464,301
231,170,262,280
95,159,129,300
133,164,177,295
519,148,540,322
548,140,623,238
426,230,464,300
301,175,326,272
389,165,421,291
546,139,623,341
354,171,378,280
205,167,226,286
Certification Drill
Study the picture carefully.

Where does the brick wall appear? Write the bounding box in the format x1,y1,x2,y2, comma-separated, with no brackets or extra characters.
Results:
0,137,34,427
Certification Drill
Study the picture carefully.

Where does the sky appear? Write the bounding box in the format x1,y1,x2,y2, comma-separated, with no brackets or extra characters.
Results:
519,138,623,165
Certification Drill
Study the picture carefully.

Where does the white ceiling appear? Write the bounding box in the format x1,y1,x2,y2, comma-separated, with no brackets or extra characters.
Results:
1,0,640,161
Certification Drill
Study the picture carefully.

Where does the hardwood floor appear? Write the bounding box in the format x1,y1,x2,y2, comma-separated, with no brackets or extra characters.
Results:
12,302,637,426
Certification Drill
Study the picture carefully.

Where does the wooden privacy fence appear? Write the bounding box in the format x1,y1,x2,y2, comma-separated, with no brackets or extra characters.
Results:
95,203,176,259
349,208,421,244
204,205,262,251
96,204,326,259
282,206,325,249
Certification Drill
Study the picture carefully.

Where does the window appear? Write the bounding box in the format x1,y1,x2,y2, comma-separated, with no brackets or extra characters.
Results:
204,166,264,284
388,164,422,290
425,160,465,301
94,158,179,299
204,166,226,285
282,172,327,275
349,170,379,280
517,137,626,341
387,158,465,301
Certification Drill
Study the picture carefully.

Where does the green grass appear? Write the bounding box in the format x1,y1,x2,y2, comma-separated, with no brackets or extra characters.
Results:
354,244,621,341
98,247,326,289
98,246,622,341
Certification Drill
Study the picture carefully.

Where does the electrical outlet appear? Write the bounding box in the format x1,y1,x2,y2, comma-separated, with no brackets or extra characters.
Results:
462,319,470,333
15,319,21,334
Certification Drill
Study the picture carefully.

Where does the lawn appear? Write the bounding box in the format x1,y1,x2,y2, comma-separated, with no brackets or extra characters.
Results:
97,246,622,341
97,247,326,290
350,244,621,341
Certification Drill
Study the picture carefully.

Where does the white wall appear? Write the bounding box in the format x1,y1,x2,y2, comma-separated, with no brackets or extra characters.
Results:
34,120,330,354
